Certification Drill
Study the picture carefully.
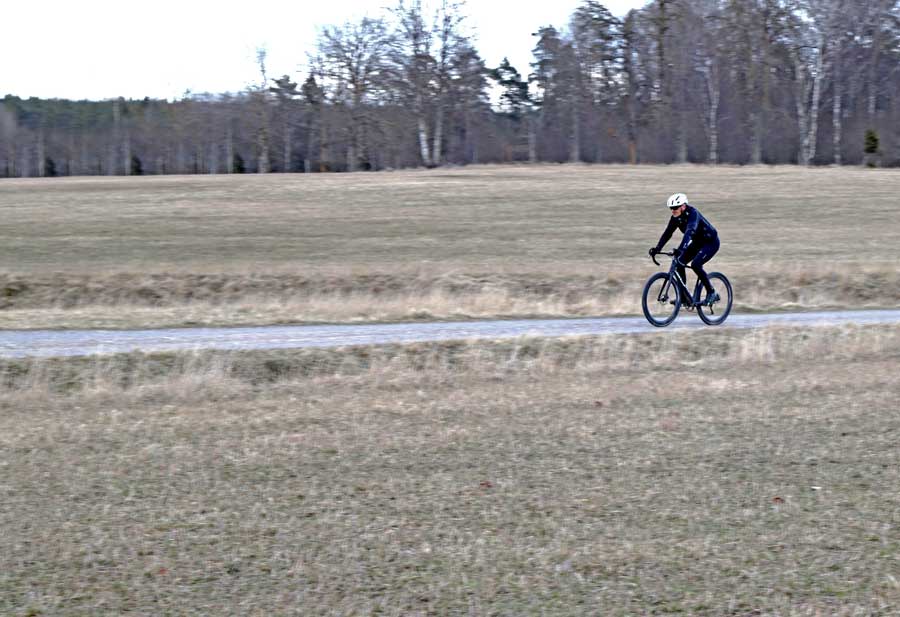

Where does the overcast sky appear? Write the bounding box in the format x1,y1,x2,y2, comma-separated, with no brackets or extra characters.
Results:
4,0,647,101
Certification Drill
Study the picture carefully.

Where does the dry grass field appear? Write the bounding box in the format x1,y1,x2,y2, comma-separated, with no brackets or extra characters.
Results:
3,165,900,615
2,324,900,615
1,165,898,328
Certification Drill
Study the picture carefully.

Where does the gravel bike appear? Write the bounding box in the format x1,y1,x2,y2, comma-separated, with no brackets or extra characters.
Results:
641,250,733,327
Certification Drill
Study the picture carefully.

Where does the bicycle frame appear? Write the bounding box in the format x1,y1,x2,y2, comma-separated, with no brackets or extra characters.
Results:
658,258,701,307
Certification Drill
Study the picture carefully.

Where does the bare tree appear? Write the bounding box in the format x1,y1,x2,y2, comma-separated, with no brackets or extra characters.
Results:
431,1,468,166
865,0,892,120
387,0,471,167
693,0,725,164
696,49,721,164
749,0,790,164
252,48,271,173
787,2,826,165
830,0,846,164
109,99,121,175
319,17,392,171
390,0,435,166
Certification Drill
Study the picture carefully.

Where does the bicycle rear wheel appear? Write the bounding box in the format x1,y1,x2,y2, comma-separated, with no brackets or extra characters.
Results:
697,272,733,325
642,272,680,327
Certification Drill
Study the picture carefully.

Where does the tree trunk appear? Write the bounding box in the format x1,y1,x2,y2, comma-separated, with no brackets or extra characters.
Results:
319,111,329,172
226,126,234,174
705,66,720,165
626,97,638,164
67,134,76,176
749,111,761,165
464,106,473,164
1,116,16,176
867,0,887,120
80,139,89,177
656,0,670,100
305,114,314,173
796,85,810,166
107,144,117,176
832,38,843,165
37,131,45,177
805,33,826,166
20,144,31,178
177,143,187,175
110,99,120,175
347,142,356,172
595,110,604,164
623,12,639,165
208,142,219,174
467,107,479,165
432,105,444,167
258,127,270,173
284,121,292,172
347,100,362,172
528,114,537,164
416,94,432,167
569,103,580,163
752,4,773,165
793,49,813,165
417,119,431,166
123,132,131,176
675,110,688,164
319,126,326,172
356,114,367,171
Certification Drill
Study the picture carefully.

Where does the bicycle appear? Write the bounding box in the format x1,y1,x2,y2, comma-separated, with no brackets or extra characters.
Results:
641,250,733,327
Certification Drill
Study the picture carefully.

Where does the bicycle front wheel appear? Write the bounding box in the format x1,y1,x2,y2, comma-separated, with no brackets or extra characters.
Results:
697,272,733,326
642,272,680,327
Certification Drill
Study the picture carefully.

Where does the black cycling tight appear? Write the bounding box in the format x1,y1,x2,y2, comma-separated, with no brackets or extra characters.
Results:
678,237,720,295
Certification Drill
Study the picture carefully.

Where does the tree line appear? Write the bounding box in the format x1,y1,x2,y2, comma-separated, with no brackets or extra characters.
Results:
2,0,899,177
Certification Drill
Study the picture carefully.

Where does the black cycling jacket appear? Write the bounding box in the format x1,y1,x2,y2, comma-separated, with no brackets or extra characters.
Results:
655,205,718,253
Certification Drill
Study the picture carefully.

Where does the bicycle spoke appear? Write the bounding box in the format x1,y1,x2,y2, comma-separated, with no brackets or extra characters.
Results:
642,273,679,327
697,272,731,326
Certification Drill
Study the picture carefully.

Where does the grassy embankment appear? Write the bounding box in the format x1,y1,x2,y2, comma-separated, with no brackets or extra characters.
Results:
1,165,898,329
2,324,900,615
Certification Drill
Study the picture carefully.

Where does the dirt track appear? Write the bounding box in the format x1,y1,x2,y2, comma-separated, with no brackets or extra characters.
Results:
1,309,899,358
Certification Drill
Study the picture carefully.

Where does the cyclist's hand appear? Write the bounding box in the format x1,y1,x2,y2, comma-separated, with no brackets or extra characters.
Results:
648,247,659,257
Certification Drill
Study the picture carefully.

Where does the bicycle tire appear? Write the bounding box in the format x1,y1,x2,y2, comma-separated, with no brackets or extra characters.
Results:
642,272,680,327
697,272,733,326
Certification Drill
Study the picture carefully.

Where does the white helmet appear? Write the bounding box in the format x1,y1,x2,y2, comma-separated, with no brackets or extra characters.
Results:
666,193,689,210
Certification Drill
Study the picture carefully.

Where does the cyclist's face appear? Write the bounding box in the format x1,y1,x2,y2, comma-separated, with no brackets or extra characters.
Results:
670,205,685,217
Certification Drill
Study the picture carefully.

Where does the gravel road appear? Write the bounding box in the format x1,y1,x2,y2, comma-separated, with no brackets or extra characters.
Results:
1,309,899,359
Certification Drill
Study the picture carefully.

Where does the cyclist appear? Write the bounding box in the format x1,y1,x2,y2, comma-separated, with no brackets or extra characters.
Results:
648,193,720,306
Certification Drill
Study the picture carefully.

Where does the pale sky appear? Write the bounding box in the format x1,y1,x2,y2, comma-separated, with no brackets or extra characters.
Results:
4,0,646,101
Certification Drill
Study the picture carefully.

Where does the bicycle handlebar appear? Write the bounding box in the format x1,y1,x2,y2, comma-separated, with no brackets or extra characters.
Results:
651,250,678,267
